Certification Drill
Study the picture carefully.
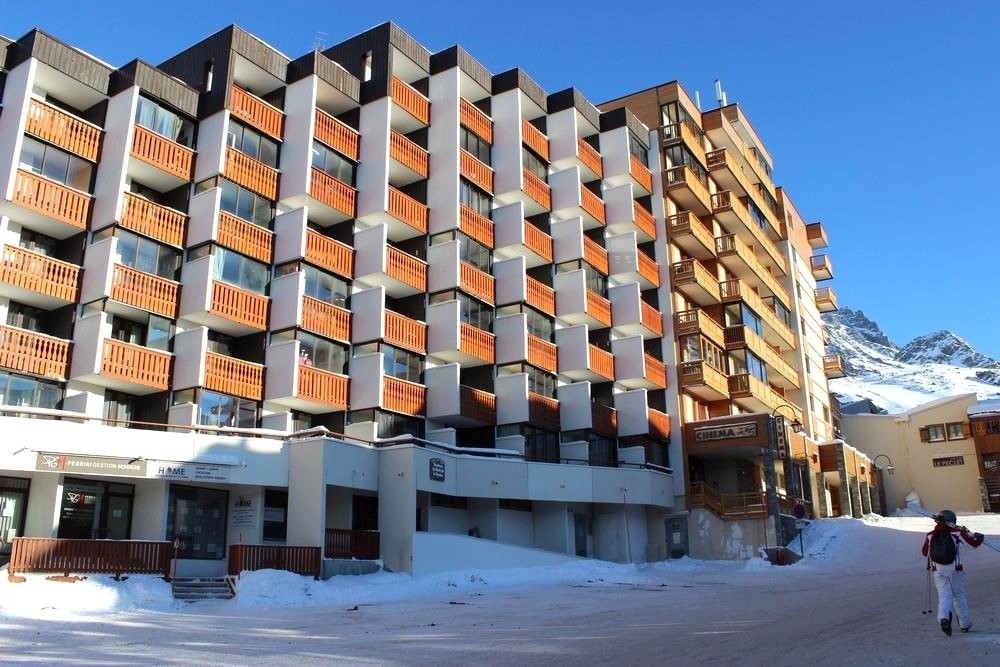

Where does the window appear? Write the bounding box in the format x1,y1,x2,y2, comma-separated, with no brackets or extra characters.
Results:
296,332,347,374
228,121,278,167
115,229,179,279
430,493,467,509
460,179,491,218
431,230,490,272
104,390,135,427
932,456,965,468
302,265,348,307
198,389,258,428
0,371,61,411
920,424,946,443
167,485,228,559
628,133,648,165
57,478,134,540
499,362,556,399
679,335,726,373
6,301,44,332
110,315,171,352
747,199,768,233
429,291,493,331
17,229,56,256
262,489,288,541
663,145,706,185
460,127,491,164
522,147,547,181
946,422,969,440
218,179,273,228
498,304,554,342
744,352,767,383
135,96,193,146
19,136,92,191
556,260,607,297
382,345,422,383
214,246,269,294
312,141,356,184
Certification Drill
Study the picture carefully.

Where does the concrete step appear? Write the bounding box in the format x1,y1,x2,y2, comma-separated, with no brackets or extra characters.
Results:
172,577,234,600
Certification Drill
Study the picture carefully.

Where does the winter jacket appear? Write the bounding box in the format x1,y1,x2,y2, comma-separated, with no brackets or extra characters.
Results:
921,524,984,571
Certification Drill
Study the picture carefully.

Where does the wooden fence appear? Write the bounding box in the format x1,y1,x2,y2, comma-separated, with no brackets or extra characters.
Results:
325,529,380,560
227,544,322,579
7,537,171,580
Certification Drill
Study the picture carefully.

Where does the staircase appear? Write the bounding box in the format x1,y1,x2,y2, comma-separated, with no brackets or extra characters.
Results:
172,577,236,601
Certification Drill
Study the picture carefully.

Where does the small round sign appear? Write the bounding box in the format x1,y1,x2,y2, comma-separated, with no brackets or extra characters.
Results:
793,502,806,519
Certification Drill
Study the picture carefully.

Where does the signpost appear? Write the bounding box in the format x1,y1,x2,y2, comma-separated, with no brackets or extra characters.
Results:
793,502,807,557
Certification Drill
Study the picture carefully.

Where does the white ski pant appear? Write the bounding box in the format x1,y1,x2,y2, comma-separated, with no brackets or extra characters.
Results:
934,565,971,629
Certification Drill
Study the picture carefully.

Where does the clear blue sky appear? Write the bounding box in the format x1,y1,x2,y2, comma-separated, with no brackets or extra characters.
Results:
5,1,999,357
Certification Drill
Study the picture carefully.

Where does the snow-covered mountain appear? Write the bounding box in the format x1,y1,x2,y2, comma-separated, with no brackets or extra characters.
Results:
823,308,1000,414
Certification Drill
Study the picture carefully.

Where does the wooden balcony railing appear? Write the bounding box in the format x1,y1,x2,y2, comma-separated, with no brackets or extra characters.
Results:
302,297,351,342
384,309,426,354
205,351,264,401
668,211,713,253
110,264,179,319
672,258,720,300
390,76,430,125
521,119,549,160
633,202,656,240
460,261,495,304
637,250,659,287
310,167,357,218
815,286,838,311
459,323,495,364
460,385,496,424
385,246,427,293
648,408,670,440
577,138,603,177
665,164,711,208
674,309,725,345
688,481,767,520
583,236,609,275
7,537,170,578
228,544,319,579
460,150,493,193
383,376,425,416
586,290,612,327
387,186,428,234
12,169,90,230
460,98,493,143
314,109,359,160
580,186,606,224
25,98,101,161
679,360,729,397
217,211,273,264
589,345,614,381
644,354,667,388
527,334,557,373
629,154,653,192
523,221,553,262
591,402,617,437
325,529,380,560
101,338,170,390
225,146,279,200
230,85,284,139
0,325,70,379
390,130,429,177
305,230,353,279
297,365,348,409
210,280,268,330
528,392,560,431
120,192,185,247
641,302,664,336
715,233,789,306
720,279,795,347
725,325,799,387
0,245,79,302
824,353,846,377
459,205,494,249
522,170,551,210
711,190,784,271
526,277,555,315
131,125,193,182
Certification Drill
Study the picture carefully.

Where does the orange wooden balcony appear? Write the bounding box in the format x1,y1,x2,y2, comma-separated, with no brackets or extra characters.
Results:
110,264,179,319
629,154,653,193
218,211,273,264
390,76,430,125
205,351,264,401
728,373,797,418
583,236,609,275
460,98,493,143
131,125,193,182
815,286,839,313
298,366,348,410
806,222,829,249
524,220,553,262
526,277,555,316
527,334,557,373
390,130,429,178
12,169,90,231
711,190,784,271
577,138,603,178
589,344,614,382
672,258,721,305
586,290,612,327
637,250,659,287
662,119,706,164
528,392,560,431
460,323,495,365
210,280,268,331
633,202,656,241
305,230,353,279
715,232,789,306
460,385,496,425
591,402,617,437
580,186,606,225
522,170,551,211
521,119,549,160
120,192,186,247
678,360,729,400
25,98,101,162
384,309,426,354
460,150,493,194
0,245,79,303
811,254,834,281
674,308,725,346
459,205,494,249
724,325,799,388
644,353,667,389
383,375,425,416
665,164,711,213
640,302,664,337
225,147,279,200
720,279,795,349
101,338,170,390
386,246,427,293
0,325,70,380
387,187,428,235
460,262,495,304
310,167,357,218
824,353,846,379
230,85,284,139
648,408,670,441
668,211,715,260
302,297,351,342
314,109,359,160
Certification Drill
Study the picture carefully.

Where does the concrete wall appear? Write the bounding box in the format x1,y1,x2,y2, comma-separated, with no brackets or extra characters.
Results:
411,531,576,577
688,508,773,560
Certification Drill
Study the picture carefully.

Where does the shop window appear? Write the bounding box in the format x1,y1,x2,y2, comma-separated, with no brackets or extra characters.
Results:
262,489,288,541
167,484,228,560
57,478,134,540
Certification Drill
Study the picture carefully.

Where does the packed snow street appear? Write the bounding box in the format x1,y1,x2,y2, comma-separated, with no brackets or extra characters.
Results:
3,513,1000,666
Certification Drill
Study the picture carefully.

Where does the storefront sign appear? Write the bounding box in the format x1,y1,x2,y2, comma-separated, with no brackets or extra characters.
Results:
429,458,446,482
693,422,758,443
35,453,147,477
231,495,257,529
148,462,231,483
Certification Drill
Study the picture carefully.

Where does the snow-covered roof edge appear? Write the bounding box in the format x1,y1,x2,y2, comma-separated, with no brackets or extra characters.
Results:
969,398,1000,417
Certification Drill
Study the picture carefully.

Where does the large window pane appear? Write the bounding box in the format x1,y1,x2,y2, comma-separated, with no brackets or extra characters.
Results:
41,148,69,184
167,485,227,560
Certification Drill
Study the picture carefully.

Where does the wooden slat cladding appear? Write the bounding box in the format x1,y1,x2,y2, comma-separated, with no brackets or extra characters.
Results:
310,167,357,218
523,221,553,262
591,402,618,437
225,147,279,200
385,246,427,293
324,528,379,560
629,154,653,192
210,280,268,330
586,290,612,327
459,323,495,364
582,236,609,275
589,344,614,381
305,230,353,279
110,264,179,319
387,187,428,234
131,125,194,182
632,202,656,240
205,351,264,401
24,98,102,162
460,385,496,425
298,366,349,410
577,138,603,178
0,245,80,302
315,109,359,160
637,251,659,287
217,211,273,264
230,85,284,139
580,186,606,224
390,76,430,125
460,150,493,193
228,544,320,579
120,193,186,247
301,297,351,342
521,119,549,160
384,309,426,354
644,354,667,388
9,31,112,95
459,261,494,304
101,338,171,390
641,302,664,336
0,325,70,380
527,335,557,373
525,277,555,315
8,537,170,578
528,392,560,431
382,376,425,416
12,170,91,230
460,98,493,143
648,409,670,440
522,170,551,211
390,130,429,177
287,51,360,102
112,60,199,118
459,205,494,249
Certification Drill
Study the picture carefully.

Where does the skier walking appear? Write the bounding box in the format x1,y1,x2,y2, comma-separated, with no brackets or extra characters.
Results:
921,509,985,635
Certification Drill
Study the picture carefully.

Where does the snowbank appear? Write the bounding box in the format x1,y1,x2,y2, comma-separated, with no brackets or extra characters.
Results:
0,572,178,620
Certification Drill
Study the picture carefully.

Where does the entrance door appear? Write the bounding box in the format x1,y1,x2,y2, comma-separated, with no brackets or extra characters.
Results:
667,517,688,559
574,514,588,557
57,478,134,539
352,495,378,531
0,477,30,566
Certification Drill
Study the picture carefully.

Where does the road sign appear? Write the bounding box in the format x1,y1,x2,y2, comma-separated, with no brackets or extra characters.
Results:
793,502,806,519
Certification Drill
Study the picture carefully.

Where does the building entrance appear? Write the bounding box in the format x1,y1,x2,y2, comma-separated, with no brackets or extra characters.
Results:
56,478,134,540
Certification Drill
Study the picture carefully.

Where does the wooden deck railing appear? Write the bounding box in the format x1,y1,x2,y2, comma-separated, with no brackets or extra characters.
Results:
230,85,284,139
523,221,553,262
460,385,496,424
528,392,560,431
227,544,319,579
579,186,606,224
629,153,653,192
591,402,617,437
121,192,185,247
131,125,193,182
385,246,427,292
390,76,430,125
459,323,495,364
225,146,279,200
459,205,494,248
305,230,353,278
577,138,603,177
390,130,429,177
302,297,351,342
101,338,171,390
589,345,614,381
384,309,426,353
711,190,785,271
527,334,557,373
110,264,179,319
310,167,357,218
522,169,551,210
383,376,425,416
0,244,79,302
688,481,767,520
521,119,549,160
12,169,91,230
678,360,729,397
668,211,713,252
586,290,612,327
325,529,380,560
641,302,664,336
674,308,725,344
210,280,269,330
314,109,359,159
25,98,101,161
460,261,495,304
7,538,171,579
582,236,609,274
644,354,667,388
218,211,273,264
0,325,70,379
205,351,264,401
460,98,493,142
297,365,349,409
632,202,657,240
460,149,493,193
648,408,670,440
387,186,428,234
637,251,659,287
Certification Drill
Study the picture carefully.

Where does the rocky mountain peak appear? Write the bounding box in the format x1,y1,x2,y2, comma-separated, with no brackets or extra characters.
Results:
895,330,1000,369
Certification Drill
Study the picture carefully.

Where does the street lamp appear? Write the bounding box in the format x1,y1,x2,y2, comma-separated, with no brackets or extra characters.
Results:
771,403,804,435
873,454,895,475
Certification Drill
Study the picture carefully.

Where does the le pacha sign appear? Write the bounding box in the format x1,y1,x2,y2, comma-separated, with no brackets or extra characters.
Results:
429,458,446,482
693,422,758,443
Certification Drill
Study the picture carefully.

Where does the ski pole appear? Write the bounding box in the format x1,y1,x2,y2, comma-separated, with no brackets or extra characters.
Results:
906,502,1000,553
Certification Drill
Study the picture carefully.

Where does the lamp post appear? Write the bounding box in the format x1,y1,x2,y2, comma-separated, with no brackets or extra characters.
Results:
873,454,895,475
765,404,804,549
872,454,895,515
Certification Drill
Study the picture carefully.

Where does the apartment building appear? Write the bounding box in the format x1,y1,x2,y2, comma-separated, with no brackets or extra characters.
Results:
0,22,858,572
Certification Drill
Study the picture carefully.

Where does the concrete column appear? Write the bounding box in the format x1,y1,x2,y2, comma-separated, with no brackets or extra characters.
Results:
859,481,872,514
286,439,327,548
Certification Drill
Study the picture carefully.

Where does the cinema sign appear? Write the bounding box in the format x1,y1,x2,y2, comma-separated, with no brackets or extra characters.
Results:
693,422,758,443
